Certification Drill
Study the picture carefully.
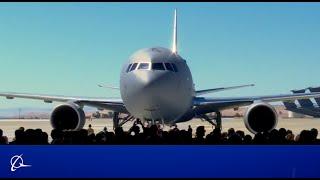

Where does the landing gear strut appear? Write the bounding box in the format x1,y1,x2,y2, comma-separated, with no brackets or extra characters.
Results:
199,111,222,130
112,112,135,130
113,112,120,130
215,111,222,130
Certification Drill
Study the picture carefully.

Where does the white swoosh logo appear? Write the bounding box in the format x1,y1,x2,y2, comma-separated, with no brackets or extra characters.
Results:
10,154,31,172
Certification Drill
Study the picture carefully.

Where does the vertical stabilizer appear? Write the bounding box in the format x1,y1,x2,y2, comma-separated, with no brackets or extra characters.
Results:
172,9,178,54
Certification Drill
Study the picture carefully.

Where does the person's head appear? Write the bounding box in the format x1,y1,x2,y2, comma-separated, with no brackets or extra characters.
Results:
236,130,245,139
51,129,58,139
286,133,295,141
41,132,49,144
196,126,206,138
103,126,107,131
253,132,266,144
279,128,287,137
89,124,92,128
132,125,140,135
115,127,124,136
311,128,318,140
15,129,24,138
221,132,228,139
298,130,310,143
212,127,221,136
35,129,42,136
244,134,252,143
150,125,159,136
228,133,242,144
0,129,3,137
227,128,235,136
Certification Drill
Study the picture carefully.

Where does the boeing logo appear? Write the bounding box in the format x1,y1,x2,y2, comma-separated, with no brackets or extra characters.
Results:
10,154,31,172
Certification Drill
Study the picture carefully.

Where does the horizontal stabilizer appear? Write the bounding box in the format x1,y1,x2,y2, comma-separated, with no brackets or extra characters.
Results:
98,84,120,90
196,84,254,96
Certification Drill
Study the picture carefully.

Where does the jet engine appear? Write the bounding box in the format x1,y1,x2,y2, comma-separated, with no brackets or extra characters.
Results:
50,103,86,130
244,102,278,134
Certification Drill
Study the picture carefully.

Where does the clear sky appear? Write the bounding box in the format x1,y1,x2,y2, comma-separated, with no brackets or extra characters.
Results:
0,2,320,110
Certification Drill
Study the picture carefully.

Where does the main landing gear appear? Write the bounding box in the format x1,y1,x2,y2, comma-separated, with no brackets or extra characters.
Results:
112,112,135,130
112,112,166,130
199,111,222,130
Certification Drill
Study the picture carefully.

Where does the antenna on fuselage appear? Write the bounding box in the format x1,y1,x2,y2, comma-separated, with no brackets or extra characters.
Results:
172,9,178,54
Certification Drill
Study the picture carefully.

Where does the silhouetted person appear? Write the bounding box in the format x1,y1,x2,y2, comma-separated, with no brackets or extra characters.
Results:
253,132,267,144
193,126,206,144
114,127,128,144
2,126,320,145
188,125,192,136
88,124,94,136
103,127,108,134
310,128,319,144
145,125,163,144
285,133,295,144
269,129,281,144
236,130,245,141
244,135,252,144
51,129,64,145
298,130,313,144
0,129,8,144
228,133,242,144
10,129,25,144
41,132,49,145
227,128,235,138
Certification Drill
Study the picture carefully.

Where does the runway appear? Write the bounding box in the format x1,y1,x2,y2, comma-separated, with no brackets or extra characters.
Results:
1,117,320,142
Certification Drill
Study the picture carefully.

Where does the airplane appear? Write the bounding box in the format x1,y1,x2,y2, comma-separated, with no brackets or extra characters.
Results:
1,9,320,134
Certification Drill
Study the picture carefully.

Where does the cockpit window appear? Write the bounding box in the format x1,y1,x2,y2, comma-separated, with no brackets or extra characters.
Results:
152,63,165,70
130,63,138,72
126,64,132,72
164,63,174,72
127,62,177,72
171,63,178,72
138,63,149,70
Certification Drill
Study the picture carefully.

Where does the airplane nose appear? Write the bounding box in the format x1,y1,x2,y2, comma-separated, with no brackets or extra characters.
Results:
136,71,169,91
132,71,176,108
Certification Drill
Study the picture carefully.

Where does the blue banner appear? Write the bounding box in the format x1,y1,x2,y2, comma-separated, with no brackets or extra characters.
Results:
0,145,319,178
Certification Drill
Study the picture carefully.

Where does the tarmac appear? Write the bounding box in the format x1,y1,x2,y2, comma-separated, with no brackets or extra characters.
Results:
1,117,320,142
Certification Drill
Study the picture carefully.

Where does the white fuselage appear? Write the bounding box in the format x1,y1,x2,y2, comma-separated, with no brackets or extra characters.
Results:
120,47,194,124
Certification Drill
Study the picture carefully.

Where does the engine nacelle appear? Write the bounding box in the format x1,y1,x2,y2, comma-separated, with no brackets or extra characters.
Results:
50,103,86,130
244,102,278,134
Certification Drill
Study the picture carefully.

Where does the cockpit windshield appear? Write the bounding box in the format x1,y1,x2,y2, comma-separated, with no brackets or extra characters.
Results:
126,62,178,73
171,63,178,72
152,63,165,70
130,63,138,71
164,63,174,72
138,63,149,70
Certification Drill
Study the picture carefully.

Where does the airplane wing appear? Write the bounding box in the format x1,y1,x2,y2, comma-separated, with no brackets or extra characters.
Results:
0,92,128,113
193,92,320,115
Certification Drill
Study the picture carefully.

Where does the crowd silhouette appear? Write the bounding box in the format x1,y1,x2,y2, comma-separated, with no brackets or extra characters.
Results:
0,120,320,145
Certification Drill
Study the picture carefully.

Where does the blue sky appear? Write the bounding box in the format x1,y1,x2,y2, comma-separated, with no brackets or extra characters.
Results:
0,2,320,109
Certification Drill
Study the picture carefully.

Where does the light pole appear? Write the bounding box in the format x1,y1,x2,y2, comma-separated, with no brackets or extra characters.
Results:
18,108,21,119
